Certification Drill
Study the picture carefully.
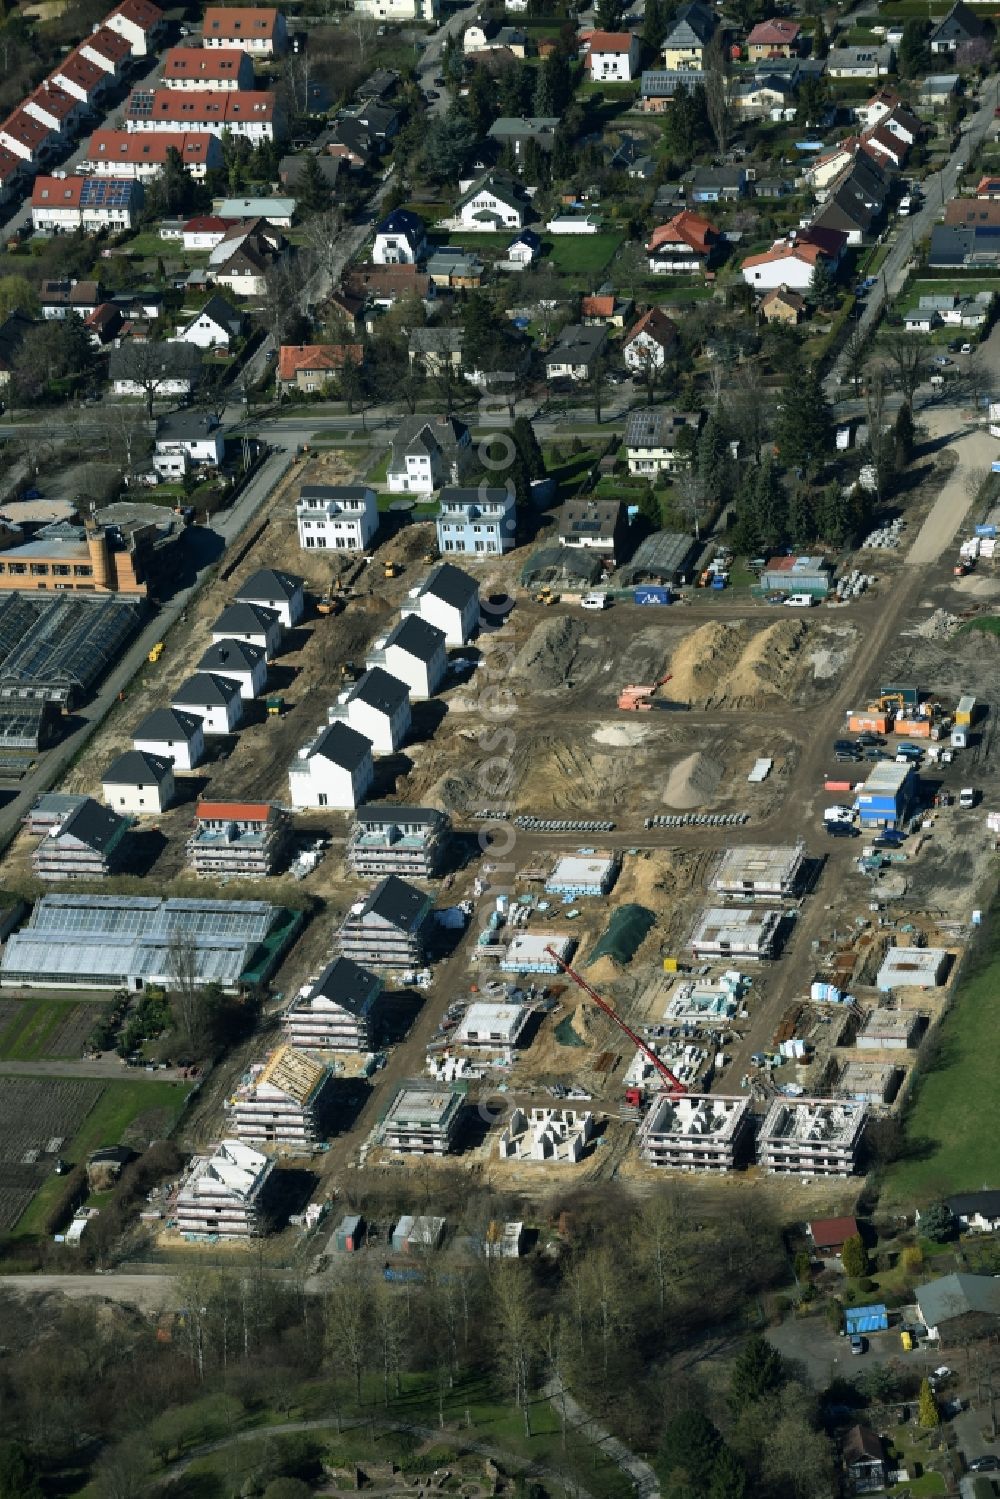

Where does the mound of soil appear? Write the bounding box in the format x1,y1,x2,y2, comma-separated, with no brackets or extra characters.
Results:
664,752,724,809
668,619,811,708
512,617,585,690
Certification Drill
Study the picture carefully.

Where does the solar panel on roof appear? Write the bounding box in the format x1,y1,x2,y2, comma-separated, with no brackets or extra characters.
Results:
81,177,131,207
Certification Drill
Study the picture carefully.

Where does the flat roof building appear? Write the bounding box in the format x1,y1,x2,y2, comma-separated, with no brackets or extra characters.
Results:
285,956,382,1051
758,1097,867,1176
837,1060,900,1106
855,760,915,831
229,1045,332,1150
690,906,783,958
545,853,620,897
876,946,950,992
713,844,805,897
637,1093,753,1172
348,803,450,880
856,1006,923,1049
453,1001,532,1060
175,1139,273,1238
499,933,574,973
383,1081,463,1155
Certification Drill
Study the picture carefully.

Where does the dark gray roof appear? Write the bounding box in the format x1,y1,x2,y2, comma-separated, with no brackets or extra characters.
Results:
931,0,985,43
438,486,511,508
547,323,607,364
928,223,991,267
363,873,433,930
109,343,202,381
349,666,410,715
57,797,129,854
419,562,478,611
355,803,445,828
311,955,382,1014
625,406,700,449
391,413,470,460
238,568,305,602
172,672,241,708
190,293,243,333
103,749,174,784
213,601,281,635
155,411,220,442
559,499,624,540
385,614,446,664
279,152,342,188
916,1273,1000,1327
135,706,203,741
945,1190,1000,1218
310,721,372,770
663,1,716,46
199,638,266,673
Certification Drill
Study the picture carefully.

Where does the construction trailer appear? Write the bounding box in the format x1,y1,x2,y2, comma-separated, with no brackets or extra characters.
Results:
383,1082,463,1155
845,1304,889,1335
174,1140,273,1239
391,1214,446,1252
758,1097,867,1176
713,844,806,897
284,956,383,1052
229,1045,332,1150
637,1092,753,1172
347,803,451,879
854,761,915,831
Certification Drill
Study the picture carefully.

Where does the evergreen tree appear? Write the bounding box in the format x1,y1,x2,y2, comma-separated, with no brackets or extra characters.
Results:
894,401,915,468
708,1447,749,1499
533,60,555,116
775,365,832,477
840,1233,869,1279
512,415,545,479
697,409,732,496
660,1411,722,1484
595,0,626,30
809,256,836,308
919,1378,940,1429
812,14,828,59
551,125,576,180
297,152,332,213
730,1334,786,1413
0,1442,42,1499
899,18,930,79
788,483,817,546
920,1201,955,1243
642,0,669,52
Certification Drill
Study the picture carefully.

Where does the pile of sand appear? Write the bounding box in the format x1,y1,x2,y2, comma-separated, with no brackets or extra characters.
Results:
667,619,811,708
592,723,655,747
512,617,585,690
663,751,724,809
913,609,960,641
953,575,1000,598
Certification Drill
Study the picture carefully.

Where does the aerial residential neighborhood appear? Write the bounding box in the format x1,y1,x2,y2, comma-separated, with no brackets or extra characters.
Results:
1,0,1000,1491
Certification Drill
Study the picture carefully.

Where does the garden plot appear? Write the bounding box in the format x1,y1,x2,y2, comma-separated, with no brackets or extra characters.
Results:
0,1078,103,1231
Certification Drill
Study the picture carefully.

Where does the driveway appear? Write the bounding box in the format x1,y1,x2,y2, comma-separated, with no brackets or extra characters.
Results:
769,1314,939,1390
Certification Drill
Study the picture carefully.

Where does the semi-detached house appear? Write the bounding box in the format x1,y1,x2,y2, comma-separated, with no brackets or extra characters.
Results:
32,176,141,233
202,5,288,55
105,0,165,57
163,46,255,90
84,130,223,178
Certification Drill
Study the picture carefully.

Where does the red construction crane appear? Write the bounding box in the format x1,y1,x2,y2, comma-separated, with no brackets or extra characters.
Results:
544,946,686,1097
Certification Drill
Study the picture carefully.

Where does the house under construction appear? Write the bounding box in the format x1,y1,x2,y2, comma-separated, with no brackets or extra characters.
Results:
229,1045,332,1150
31,797,131,880
638,1093,753,1172
284,956,383,1051
186,800,292,879
758,1097,867,1176
174,1140,273,1239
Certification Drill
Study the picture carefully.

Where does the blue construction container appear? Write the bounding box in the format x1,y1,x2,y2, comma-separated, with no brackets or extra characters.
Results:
634,586,671,606
845,1304,888,1334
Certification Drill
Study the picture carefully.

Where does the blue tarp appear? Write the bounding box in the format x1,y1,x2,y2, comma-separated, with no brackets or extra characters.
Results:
845,1304,888,1334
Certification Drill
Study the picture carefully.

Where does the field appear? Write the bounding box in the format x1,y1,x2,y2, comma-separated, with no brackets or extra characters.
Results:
545,231,625,275
881,909,1000,1207
0,998,103,1061
0,1077,192,1236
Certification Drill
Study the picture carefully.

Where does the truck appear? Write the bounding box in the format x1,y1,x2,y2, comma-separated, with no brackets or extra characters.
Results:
960,787,977,809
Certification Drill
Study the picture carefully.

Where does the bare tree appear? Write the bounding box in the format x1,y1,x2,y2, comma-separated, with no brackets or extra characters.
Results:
88,403,152,478
864,367,894,509
883,331,928,405
298,205,345,284
842,325,869,395
257,261,305,348
491,1263,537,1435
114,340,200,421
346,12,377,66
325,1266,370,1405
167,928,201,1054
676,463,709,539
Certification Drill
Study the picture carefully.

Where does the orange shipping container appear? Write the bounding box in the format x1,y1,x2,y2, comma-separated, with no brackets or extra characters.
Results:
894,717,931,737
825,780,854,792
849,713,889,734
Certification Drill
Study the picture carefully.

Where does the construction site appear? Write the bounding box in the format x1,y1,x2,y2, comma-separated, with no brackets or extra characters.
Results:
0,426,998,1233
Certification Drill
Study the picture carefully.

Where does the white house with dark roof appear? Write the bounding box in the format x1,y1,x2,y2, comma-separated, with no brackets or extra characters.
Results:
133,705,205,771
211,601,282,659
338,874,434,968
171,672,244,735
372,208,427,265
405,562,480,645
153,411,224,477
198,638,268,700
387,415,472,495
173,293,244,349
235,568,305,629
296,484,379,552
284,956,383,1050
102,748,175,814
457,171,530,231
288,721,374,809
332,667,412,755
367,614,447,699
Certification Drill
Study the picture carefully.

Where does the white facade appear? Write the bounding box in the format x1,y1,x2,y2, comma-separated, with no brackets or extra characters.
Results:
211,606,283,659
106,5,161,57
235,574,305,630
406,567,480,646
288,723,374,810
134,714,205,772
368,616,447,700
337,669,412,755
171,678,244,736
114,374,194,400
175,1140,272,1238
102,755,175,815
741,248,823,291
624,328,672,372
588,36,641,80
174,308,236,348
353,0,438,17
296,485,379,552
458,187,525,231
153,424,224,478
198,640,268,700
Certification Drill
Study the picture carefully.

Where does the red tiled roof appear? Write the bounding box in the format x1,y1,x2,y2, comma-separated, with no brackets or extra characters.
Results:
196,800,275,822
86,128,219,164
53,48,107,93
747,18,800,44
625,306,678,347
647,209,718,253
163,46,248,79
126,88,275,123
741,239,826,270
581,294,616,318
1,110,53,148
82,25,133,65
107,0,164,32
203,5,280,38
32,174,84,206
183,214,237,232
586,29,636,50
808,1216,859,1249
26,83,79,121
277,343,363,380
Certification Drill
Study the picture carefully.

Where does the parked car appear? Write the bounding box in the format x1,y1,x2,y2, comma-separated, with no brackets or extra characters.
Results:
850,1335,867,1355
826,821,858,838
969,1457,1000,1473
932,355,952,368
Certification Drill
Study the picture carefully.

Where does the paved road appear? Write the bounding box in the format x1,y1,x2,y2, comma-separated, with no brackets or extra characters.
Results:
0,1058,192,1080
0,444,296,849
826,76,1000,393
0,1272,179,1310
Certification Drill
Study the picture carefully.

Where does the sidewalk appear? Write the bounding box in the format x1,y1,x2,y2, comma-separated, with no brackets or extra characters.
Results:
543,1378,660,1499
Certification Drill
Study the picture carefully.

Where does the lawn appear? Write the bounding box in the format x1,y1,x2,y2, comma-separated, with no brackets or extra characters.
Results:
546,231,625,276
881,905,1000,1206
959,616,1000,637
13,1078,192,1237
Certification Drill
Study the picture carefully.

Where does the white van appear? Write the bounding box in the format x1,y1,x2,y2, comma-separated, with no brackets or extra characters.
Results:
784,593,815,608
580,592,609,611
